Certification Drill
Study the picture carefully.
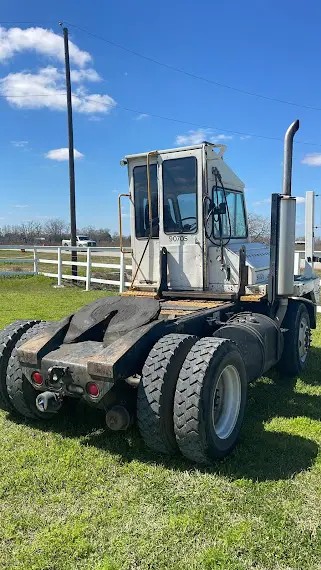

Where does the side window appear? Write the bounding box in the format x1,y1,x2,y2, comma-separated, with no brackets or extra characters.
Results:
133,164,159,238
163,157,198,234
213,189,247,239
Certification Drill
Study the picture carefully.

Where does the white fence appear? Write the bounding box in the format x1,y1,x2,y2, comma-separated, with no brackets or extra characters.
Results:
294,250,321,273
0,246,132,292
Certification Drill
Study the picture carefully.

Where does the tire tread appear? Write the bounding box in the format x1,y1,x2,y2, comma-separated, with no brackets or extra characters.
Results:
174,337,240,464
137,333,198,454
6,321,51,418
0,320,39,410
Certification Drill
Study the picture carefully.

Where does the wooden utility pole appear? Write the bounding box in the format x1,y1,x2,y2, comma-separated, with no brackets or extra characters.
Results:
60,23,77,276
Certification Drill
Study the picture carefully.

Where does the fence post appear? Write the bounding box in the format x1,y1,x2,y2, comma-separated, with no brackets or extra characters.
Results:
33,248,39,275
57,247,62,286
119,250,125,293
86,247,92,291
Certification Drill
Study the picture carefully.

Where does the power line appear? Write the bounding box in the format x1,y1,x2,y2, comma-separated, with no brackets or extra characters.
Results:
1,20,320,113
65,21,321,113
0,90,319,146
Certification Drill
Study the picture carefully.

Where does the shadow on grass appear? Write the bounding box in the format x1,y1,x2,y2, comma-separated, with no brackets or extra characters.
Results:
5,349,321,482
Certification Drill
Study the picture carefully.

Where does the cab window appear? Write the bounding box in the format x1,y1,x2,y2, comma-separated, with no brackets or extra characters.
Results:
213,189,247,238
163,157,197,234
133,164,159,238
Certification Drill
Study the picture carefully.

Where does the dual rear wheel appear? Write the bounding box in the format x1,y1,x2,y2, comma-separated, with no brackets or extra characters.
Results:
0,320,56,419
137,334,248,464
137,301,312,464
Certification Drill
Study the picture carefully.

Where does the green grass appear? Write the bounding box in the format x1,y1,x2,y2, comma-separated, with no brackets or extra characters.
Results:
0,275,111,327
1,277,321,569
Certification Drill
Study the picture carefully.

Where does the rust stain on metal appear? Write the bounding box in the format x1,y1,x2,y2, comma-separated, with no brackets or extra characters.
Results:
121,290,159,298
17,333,52,365
161,310,193,316
163,300,224,309
240,294,265,302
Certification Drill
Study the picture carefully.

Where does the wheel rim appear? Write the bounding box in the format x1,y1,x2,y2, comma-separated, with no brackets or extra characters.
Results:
298,315,310,363
212,365,241,440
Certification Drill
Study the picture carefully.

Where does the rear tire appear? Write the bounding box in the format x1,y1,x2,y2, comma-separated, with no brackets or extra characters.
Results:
6,321,56,420
277,302,311,377
137,333,198,454
0,320,39,411
174,337,248,464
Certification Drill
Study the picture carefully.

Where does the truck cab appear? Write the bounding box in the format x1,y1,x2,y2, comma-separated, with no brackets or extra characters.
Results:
122,143,269,296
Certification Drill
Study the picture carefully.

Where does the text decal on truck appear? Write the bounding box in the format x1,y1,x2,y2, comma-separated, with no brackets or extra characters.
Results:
169,235,188,242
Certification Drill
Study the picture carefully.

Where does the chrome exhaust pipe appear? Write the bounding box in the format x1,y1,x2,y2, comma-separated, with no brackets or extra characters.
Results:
282,119,299,197
276,120,300,317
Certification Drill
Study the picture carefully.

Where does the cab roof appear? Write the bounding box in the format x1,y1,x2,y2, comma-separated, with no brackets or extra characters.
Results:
123,142,226,161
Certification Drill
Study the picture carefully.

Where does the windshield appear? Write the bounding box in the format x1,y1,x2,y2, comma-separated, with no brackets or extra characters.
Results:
213,189,247,239
78,236,89,241
163,156,197,234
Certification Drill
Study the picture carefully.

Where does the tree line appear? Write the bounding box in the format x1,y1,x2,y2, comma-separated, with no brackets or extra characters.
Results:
0,214,315,247
0,219,131,246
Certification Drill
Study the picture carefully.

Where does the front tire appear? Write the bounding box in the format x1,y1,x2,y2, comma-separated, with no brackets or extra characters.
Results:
174,337,248,464
277,302,311,377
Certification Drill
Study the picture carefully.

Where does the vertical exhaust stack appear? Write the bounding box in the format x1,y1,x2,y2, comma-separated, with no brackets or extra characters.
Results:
277,120,299,297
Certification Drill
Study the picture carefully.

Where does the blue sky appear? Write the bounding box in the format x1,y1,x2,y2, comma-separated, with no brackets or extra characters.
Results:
1,0,321,235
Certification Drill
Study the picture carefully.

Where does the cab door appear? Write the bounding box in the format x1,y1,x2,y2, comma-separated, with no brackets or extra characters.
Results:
158,148,204,290
129,157,160,289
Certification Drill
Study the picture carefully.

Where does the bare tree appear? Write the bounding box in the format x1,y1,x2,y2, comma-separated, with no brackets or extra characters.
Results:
247,213,270,244
44,219,68,244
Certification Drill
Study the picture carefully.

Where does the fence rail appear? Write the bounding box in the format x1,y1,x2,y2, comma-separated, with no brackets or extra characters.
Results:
0,246,319,292
294,250,321,273
0,246,132,292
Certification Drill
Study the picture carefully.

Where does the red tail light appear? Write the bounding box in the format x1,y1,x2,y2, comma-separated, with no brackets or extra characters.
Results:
86,382,100,397
32,372,43,386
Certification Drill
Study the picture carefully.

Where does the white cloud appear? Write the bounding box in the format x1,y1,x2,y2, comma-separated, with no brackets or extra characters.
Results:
252,198,271,207
0,26,91,67
296,196,305,204
301,153,321,166
240,135,251,140
135,113,149,120
0,67,116,114
14,204,29,208
45,148,84,161
70,68,102,83
11,140,28,147
175,128,232,146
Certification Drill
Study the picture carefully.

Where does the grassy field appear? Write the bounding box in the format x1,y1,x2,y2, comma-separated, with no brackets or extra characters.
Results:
1,277,321,569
